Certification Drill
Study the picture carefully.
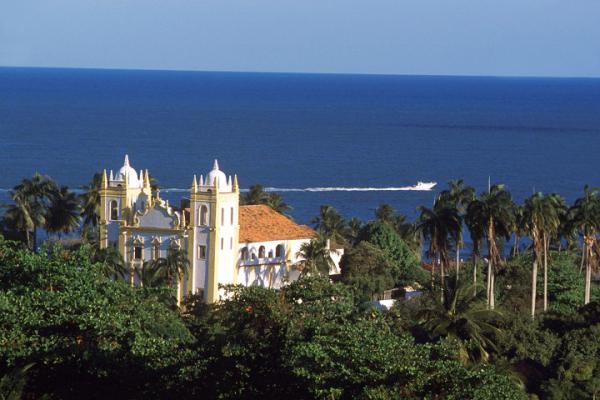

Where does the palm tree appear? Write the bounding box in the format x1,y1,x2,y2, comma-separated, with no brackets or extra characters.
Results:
522,192,560,317
374,203,420,257
465,206,485,296
7,173,57,250
417,277,502,363
241,184,268,205
512,205,525,257
375,204,398,225
345,217,363,246
81,172,103,228
2,200,35,248
466,184,515,309
265,192,291,216
417,201,461,294
312,205,347,246
542,194,565,311
567,186,600,305
296,234,335,276
437,179,475,280
241,184,291,215
45,186,81,239
145,247,190,288
92,246,127,280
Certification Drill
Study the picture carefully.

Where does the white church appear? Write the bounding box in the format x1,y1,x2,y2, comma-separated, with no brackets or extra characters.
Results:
98,155,342,303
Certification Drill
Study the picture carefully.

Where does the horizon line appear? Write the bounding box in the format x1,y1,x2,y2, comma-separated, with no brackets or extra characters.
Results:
1,65,599,80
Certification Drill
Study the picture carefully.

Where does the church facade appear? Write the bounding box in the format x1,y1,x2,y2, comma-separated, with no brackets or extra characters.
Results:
98,155,340,303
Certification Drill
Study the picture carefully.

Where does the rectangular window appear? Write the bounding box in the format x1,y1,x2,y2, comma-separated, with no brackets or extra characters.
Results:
198,245,206,259
230,237,233,249
220,238,224,250
221,208,224,225
230,207,234,225
134,246,142,260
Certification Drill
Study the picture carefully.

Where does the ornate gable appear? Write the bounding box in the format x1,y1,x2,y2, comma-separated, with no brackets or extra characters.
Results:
136,201,181,229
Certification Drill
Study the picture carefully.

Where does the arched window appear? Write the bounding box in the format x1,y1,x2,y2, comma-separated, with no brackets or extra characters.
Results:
241,247,249,260
110,200,118,221
275,244,284,258
134,246,142,260
268,250,273,258
258,246,266,258
199,205,208,226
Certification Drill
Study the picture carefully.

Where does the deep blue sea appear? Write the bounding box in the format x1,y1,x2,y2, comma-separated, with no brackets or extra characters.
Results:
1,67,600,225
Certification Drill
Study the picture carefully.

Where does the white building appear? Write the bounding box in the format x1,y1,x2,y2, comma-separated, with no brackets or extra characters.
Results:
98,155,341,303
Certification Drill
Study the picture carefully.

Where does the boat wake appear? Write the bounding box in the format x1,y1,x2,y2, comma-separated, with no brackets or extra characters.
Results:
161,182,437,193
0,183,437,194
259,184,436,192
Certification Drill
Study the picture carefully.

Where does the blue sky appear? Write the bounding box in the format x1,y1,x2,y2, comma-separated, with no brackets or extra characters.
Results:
1,0,599,77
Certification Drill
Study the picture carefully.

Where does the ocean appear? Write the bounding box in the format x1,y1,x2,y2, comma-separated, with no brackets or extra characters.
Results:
1,67,600,226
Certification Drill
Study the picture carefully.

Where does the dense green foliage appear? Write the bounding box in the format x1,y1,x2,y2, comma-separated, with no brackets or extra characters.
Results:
2,174,600,399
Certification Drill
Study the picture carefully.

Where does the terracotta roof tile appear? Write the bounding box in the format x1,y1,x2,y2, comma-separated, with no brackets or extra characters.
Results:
239,205,316,242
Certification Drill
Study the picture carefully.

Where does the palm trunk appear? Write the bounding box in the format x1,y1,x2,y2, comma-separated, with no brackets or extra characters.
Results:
439,254,444,304
456,245,460,284
473,252,478,297
486,256,492,308
543,233,549,312
584,242,592,305
580,243,586,274
531,258,538,318
489,268,495,310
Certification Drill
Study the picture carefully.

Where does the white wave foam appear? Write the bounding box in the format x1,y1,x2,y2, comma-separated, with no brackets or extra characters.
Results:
0,185,436,195
262,186,435,192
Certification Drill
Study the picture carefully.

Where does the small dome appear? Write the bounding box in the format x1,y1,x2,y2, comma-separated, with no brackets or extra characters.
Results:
116,154,141,187
206,159,230,191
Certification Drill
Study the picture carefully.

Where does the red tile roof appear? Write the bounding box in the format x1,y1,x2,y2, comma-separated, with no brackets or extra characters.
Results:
239,205,316,243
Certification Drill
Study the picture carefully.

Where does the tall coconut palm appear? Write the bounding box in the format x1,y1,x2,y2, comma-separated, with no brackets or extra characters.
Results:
417,278,502,363
567,186,600,305
417,201,461,292
512,205,525,257
45,186,81,239
542,194,566,311
296,234,335,276
312,205,347,246
8,173,57,250
466,184,515,309
465,207,485,296
437,179,475,281
81,172,103,228
522,192,560,317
